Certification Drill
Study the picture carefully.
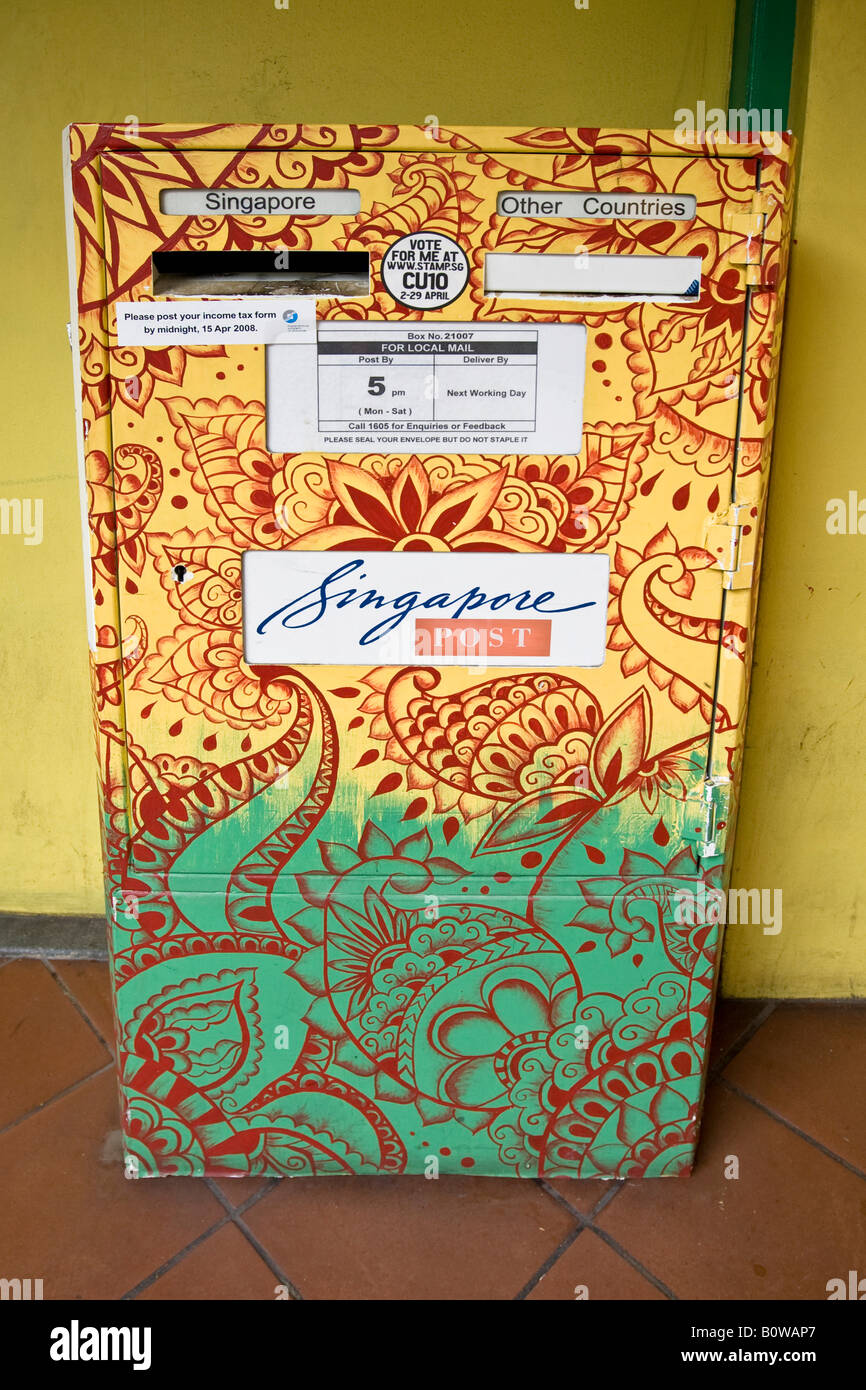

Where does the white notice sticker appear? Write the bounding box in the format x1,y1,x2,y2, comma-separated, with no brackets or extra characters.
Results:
266,321,586,454
242,550,609,668
115,298,316,346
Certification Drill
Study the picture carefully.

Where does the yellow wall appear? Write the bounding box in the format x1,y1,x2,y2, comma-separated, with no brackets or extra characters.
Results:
7,0,860,999
723,0,866,998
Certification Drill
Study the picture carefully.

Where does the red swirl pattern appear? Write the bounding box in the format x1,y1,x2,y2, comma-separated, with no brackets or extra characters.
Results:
68,123,794,1179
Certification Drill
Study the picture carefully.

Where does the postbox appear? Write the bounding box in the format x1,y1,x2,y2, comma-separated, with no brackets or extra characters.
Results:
64,122,794,1180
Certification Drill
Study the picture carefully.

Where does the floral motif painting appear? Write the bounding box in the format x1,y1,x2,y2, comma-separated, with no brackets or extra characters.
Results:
66,123,794,1178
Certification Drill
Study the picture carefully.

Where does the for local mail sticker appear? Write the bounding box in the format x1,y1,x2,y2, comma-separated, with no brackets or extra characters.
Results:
115,298,316,346
266,320,586,454
381,232,469,308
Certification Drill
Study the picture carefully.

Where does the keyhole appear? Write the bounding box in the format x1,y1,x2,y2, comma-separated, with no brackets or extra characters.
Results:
172,563,190,583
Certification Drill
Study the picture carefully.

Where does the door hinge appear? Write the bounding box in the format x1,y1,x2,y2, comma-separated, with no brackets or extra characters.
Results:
706,501,759,589
724,193,773,286
684,777,730,860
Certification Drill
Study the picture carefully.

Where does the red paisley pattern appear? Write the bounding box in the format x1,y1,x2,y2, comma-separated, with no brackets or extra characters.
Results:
68,123,794,1179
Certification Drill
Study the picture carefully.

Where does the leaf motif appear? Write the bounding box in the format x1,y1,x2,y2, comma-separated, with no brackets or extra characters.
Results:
289,946,326,994
509,127,575,149
328,897,379,936
426,856,468,882
318,840,362,874
475,788,601,856
391,459,430,532
423,468,508,540
296,871,333,907
614,542,642,577
390,868,433,894
359,822,394,858
666,845,700,877
645,525,677,558
394,828,433,860
552,153,587,178
576,880,623,911
362,885,399,935
591,690,652,795
620,848,665,877
327,460,399,536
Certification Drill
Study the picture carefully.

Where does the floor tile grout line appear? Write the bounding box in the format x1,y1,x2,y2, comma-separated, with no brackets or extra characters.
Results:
709,1001,778,1080
535,1177,587,1221
230,1210,304,1301
719,1077,866,1182
0,947,108,962
579,1217,679,1300
0,1060,115,1139
38,953,113,1052
203,1176,238,1216
535,1179,673,1299
588,1182,626,1221
204,1175,280,1218
514,1219,586,1300
232,1179,281,1216
536,1177,623,1224
120,1214,235,1300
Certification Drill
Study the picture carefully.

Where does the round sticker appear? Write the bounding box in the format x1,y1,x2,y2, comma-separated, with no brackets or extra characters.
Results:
380,232,470,309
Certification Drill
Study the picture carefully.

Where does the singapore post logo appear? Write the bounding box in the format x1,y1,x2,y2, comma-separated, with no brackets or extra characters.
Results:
245,550,609,669
255,557,593,651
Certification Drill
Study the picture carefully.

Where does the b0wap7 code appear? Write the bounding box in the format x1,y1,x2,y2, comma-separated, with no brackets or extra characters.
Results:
690,1326,816,1340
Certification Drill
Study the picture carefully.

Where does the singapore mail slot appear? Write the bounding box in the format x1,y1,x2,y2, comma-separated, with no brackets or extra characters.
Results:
64,123,795,1182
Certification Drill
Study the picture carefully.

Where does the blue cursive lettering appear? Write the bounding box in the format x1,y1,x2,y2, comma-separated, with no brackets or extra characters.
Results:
256,558,597,646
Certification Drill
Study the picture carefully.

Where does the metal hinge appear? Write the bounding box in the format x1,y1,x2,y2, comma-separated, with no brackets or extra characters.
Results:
684,777,731,860
724,194,771,286
706,501,759,589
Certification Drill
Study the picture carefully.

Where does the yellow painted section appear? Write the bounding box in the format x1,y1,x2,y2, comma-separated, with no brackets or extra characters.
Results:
25,0,866,1004
723,0,866,998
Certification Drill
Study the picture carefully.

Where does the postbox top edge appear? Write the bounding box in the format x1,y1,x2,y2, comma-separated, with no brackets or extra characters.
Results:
63,122,796,167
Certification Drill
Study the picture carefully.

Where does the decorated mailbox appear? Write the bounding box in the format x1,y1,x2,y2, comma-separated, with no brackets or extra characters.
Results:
64,123,794,1180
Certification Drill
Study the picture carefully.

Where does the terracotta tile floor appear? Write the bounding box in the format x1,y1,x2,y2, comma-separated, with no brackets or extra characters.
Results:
1,955,863,1301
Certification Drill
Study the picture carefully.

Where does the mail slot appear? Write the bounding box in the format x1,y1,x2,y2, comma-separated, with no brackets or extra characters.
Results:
64,122,794,1182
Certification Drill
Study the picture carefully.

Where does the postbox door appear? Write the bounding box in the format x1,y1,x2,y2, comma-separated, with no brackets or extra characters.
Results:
91,140,759,846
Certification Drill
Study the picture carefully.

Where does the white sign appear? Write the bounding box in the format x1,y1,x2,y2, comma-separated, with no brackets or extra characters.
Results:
266,320,586,454
115,298,316,346
242,550,609,668
484,252,701,301
159,188,361,217
497,191,697,221
381,232,469,308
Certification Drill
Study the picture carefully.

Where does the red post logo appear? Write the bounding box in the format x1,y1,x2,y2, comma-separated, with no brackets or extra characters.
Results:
414,619,551,658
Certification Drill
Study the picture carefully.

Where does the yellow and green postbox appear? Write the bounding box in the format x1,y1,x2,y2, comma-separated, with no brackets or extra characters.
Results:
64,121,794,1179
